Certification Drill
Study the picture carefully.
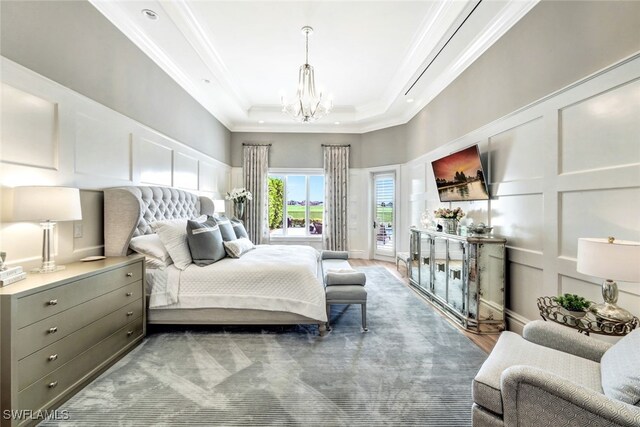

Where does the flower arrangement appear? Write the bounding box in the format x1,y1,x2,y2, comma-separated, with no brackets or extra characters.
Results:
434,207,465,220
225,188,253,203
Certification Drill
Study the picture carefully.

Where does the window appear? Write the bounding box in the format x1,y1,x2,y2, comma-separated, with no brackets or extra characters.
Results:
268,173,324,237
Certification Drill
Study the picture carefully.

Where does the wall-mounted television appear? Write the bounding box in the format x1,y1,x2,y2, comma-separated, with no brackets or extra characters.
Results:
431,144,489,202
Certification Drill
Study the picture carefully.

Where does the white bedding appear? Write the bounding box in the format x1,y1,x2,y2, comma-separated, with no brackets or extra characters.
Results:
146,245,327,322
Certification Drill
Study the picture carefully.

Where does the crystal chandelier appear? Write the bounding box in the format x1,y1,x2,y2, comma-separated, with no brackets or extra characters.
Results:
281,26,333,123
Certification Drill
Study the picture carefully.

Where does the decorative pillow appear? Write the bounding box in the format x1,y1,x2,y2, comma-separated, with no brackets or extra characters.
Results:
150,216,206,270
129,234,173,269
230,218,249,239
215,215,237,241
600,328,640,405
223,237,255,258
186,216,226,266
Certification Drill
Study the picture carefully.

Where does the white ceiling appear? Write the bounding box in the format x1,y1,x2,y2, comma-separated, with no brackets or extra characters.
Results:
90,0,538,134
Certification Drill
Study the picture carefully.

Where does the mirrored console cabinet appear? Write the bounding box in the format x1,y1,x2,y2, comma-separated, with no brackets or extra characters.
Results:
409,228,507,334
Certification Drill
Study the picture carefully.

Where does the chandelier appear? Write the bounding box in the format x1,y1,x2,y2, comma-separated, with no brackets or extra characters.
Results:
281,26,333,122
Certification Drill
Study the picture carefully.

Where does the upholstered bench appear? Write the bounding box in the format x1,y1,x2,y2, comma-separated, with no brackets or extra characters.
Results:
321,251,368,332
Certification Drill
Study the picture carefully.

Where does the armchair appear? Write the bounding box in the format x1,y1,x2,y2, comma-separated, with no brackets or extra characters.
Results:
472,320,640,426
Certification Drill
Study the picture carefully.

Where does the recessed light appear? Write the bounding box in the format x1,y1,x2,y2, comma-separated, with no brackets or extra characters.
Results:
334,121,340,125
406,98,414,103
141,9,158,20
258,120,265,124
202,79,210,84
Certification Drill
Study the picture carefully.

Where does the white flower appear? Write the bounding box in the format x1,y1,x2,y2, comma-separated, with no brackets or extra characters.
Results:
225,187,253,202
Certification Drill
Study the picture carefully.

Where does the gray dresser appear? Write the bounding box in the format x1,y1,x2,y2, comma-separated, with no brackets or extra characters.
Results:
0,256,145,426
409,228,506,334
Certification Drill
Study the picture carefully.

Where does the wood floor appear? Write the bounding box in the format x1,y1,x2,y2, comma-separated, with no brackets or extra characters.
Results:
349,258,499,354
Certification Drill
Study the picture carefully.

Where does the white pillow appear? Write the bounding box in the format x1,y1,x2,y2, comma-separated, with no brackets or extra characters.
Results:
129,234,173,270
150,216,206,270
223,237,255,258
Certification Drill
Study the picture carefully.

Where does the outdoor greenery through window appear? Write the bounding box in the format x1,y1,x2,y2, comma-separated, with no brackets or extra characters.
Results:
268,174,324,237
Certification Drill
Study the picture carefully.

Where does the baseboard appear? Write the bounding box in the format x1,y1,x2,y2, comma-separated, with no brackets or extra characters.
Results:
505,309,529,335
348,250,367,259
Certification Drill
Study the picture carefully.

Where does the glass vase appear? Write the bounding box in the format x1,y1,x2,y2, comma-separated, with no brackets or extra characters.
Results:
441,219,458,234
233,201,245,220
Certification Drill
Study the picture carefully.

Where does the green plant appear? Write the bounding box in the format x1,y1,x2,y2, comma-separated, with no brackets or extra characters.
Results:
268,177,284,230
553,293,591,312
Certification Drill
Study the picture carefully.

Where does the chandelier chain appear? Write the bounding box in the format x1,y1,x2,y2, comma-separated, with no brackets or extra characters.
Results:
305,30,309,65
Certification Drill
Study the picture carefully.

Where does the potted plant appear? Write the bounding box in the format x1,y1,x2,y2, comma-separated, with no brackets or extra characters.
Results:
553,293,592,322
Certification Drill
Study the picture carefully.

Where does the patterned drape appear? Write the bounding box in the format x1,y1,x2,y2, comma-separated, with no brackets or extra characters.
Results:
243,145,270,244
323,145,349,251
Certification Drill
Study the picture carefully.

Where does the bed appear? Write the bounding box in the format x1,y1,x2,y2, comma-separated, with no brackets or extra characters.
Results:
103,186,327,334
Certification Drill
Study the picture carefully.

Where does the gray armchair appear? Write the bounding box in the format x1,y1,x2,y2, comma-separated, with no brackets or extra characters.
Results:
472,320,640,426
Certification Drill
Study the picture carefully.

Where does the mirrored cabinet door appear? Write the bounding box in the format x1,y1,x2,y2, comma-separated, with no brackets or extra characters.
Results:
419,233,431,292
410,230,420,284
432,237,448,301
447,240,465,314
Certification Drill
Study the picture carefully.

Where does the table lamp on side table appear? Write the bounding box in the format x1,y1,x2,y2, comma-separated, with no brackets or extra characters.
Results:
12,186,83,273
577,237,640,323
213,199,226,214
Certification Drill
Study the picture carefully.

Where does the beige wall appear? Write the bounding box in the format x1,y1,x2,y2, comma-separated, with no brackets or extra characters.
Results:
0,0,231,163
230,132,362,168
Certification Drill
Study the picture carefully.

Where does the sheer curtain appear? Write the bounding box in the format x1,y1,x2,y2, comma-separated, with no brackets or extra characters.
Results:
243,144,270,244
323,145,350,251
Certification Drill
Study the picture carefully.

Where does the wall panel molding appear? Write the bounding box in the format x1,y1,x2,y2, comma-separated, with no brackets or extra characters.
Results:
0,57,231,269
402,55,640,338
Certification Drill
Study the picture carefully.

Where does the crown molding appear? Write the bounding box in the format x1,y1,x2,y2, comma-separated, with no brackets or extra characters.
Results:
90,0,539,134
88,0,236,129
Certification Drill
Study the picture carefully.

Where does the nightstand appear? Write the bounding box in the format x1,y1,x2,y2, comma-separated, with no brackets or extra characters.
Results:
0,256,145,426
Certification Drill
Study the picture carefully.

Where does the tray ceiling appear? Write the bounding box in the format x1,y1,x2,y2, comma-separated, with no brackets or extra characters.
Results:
91,0,538,133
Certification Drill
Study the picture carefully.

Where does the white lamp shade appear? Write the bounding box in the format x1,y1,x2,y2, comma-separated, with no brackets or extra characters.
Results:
577,238,640,283
12,186,82,222
213,199,226,213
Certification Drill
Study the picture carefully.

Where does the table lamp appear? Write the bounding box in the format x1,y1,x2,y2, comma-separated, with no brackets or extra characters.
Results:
577,237,640,322
12,186,83,273
213,199,226,214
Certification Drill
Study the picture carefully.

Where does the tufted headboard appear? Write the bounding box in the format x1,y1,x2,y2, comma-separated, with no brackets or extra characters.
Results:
103,186,215,256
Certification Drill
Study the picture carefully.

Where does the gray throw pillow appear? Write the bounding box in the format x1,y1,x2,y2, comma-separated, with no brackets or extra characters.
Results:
231,218,249,239
214,215,237,241
600,328,640,405
186,216,226,266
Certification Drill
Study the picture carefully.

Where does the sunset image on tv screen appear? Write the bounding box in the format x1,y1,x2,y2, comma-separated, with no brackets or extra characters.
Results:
431,145,489,202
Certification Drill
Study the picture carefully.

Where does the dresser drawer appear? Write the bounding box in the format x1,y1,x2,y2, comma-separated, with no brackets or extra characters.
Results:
17,317,144,413
18,298,143,391
17,281,142,359
17,261,143,328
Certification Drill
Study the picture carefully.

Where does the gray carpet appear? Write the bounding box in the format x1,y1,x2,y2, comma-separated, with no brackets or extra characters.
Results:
41,267,487,426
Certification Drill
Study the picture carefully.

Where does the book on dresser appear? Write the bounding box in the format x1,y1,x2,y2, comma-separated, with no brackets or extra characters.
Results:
0,267,26,287
0,255,146,427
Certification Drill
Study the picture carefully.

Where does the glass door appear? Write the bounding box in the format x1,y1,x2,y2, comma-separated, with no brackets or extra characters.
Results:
372,172,395,258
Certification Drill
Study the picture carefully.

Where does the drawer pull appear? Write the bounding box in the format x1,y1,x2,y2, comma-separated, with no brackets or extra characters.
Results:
126,292,133,297
48,327,58,334
126,272,133,277
48,381,58,389
127,330,134,336
126,311,134,317
48,354,58,361
48,299,58,306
